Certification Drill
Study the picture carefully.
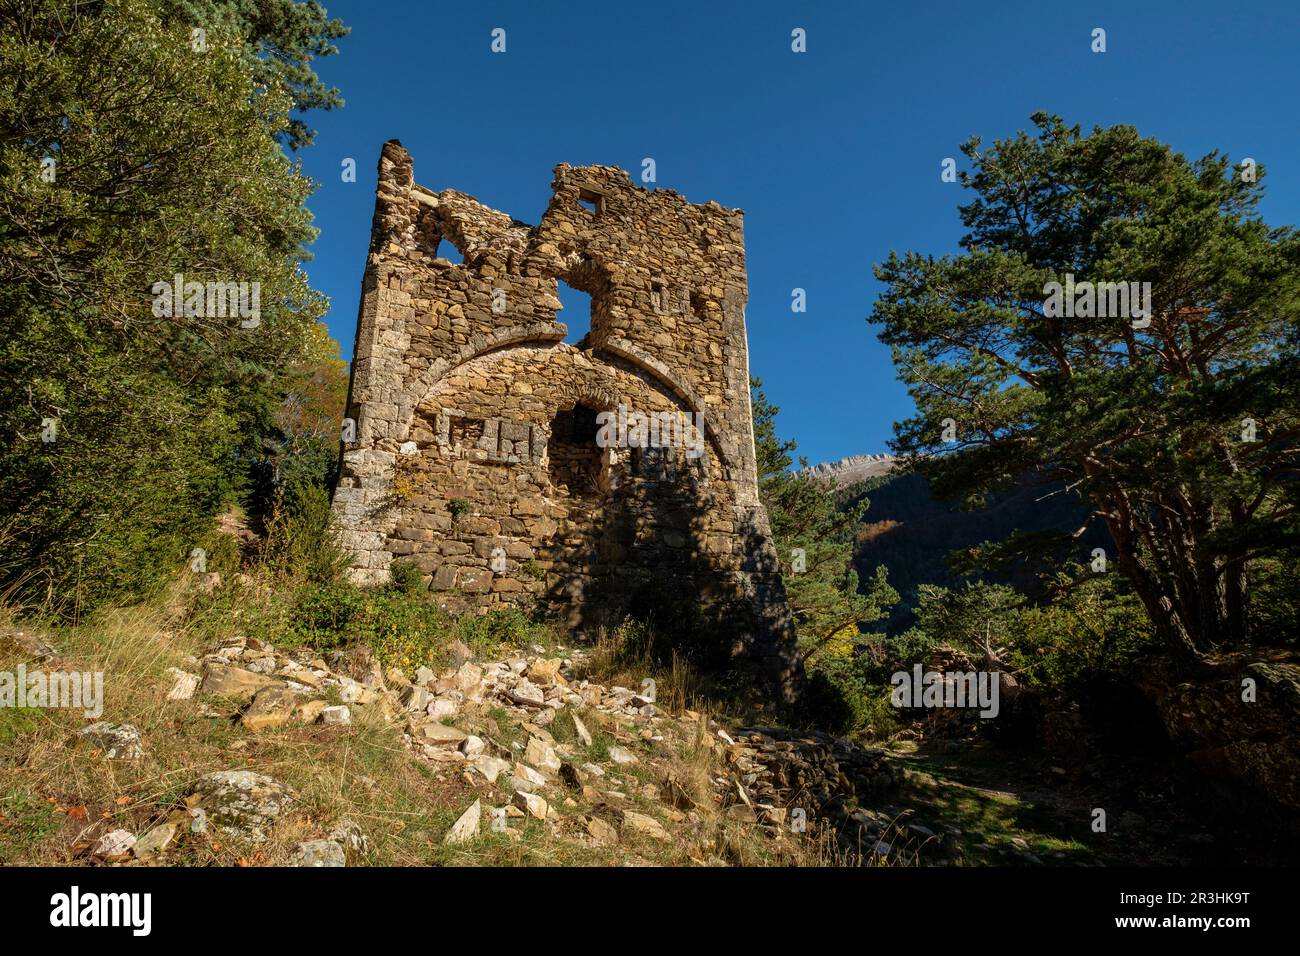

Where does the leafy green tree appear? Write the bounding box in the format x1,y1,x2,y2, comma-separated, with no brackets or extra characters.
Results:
905,581,1024,668
891,574,1155,702
158,0,348,149
0,0,332,608
872,114,1300,667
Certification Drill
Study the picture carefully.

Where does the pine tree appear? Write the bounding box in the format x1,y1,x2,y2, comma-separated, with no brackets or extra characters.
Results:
872,114,1300,665
752,379,897,664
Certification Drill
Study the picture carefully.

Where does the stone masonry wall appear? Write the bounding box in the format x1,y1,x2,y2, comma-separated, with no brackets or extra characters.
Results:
333,141,800,699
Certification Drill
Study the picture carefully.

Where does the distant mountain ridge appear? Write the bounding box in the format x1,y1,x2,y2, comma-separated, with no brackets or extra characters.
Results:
798,453,898,488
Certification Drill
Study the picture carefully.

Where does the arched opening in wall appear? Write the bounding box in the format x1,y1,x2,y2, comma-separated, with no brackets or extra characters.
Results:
556,279,591,345
547,403,606,499
435,238,463,264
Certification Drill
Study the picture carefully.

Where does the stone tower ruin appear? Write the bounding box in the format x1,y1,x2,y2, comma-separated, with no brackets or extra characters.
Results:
333,141,800,697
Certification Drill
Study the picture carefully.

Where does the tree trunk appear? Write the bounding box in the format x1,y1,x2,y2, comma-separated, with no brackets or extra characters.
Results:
1099,507,1205,670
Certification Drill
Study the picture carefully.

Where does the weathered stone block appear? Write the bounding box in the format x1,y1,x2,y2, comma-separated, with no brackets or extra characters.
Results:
455,567,494,593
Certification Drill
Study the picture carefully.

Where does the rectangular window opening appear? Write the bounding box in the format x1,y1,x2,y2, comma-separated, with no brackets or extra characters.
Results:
577,188,604,216
690,289,708,318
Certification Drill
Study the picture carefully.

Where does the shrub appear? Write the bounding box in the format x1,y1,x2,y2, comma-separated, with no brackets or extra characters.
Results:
0,708,43,746
258,481,349,584
1247,556,1300,651
248,577,466,673
388,560,426,596
800,649,901,738
191,523,244,582
369,596,454,672
265,581,366,652
455,605,542,654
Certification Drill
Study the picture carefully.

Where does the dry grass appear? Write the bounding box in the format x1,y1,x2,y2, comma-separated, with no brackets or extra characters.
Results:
0,598,468,866
583,621,727,721
0,592,839,867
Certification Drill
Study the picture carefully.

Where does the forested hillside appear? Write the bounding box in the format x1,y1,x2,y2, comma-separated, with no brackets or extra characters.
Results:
842,471,1112,633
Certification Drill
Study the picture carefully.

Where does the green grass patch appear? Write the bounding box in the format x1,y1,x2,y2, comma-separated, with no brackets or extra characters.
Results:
0,708,44,746
0,786,60,859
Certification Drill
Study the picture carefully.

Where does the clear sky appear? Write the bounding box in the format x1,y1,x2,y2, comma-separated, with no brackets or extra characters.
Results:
299,0,1300,468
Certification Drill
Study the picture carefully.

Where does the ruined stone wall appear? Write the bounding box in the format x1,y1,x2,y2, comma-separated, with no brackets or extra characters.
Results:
333,141,799,697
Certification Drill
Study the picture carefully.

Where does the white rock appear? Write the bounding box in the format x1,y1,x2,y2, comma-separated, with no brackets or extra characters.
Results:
415,722,466,746
328,820,369,854
621,810,670,841
507,680,545,707
571,713,593,747
422,745,465,762
289,839,346,867
426,698,458,719
470,754,511,784
166,668,199,701
459,735,485,757
78,722,144,759
401,685,430,712
525,737,561,774
455,662,483,694
322,705,351,725
513,791,549,820
190,770,294,843
444,799,482,845
93,829,136,857
608,745,638,766
509,763,547,792
133,822,178,858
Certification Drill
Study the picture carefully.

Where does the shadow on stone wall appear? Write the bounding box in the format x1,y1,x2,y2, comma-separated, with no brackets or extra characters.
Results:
545,446,802,714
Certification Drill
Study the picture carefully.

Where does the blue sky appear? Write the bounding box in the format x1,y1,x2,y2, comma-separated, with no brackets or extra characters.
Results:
299,0,1300,467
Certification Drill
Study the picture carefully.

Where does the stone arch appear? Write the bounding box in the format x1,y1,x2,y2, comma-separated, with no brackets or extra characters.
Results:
542,377,626,498
399,321,568,441
597,336,732,473
549,379,621,416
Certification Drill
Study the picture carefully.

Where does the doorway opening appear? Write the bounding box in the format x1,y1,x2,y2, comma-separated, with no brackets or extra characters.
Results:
547,403,605,499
